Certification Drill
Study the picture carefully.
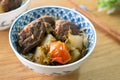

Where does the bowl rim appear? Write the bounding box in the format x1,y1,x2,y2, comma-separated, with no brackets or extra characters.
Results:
0,0,30,16
9,6,97,69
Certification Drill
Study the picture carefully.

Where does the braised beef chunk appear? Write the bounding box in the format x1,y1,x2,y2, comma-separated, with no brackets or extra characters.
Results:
0,0,22,12
18,17,55,53
55,20,80,41
39,15,55,28
43,22,54,34
18,20,46,53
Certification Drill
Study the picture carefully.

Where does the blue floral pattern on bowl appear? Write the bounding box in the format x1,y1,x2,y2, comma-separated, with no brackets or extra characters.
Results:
9,6,96,76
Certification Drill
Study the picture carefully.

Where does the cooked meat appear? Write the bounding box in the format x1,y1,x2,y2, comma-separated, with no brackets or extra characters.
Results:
0,0,22,12
18,18,55,53
43,22,54,34
18,19,46,53
39,15,55,28
55,20,80,41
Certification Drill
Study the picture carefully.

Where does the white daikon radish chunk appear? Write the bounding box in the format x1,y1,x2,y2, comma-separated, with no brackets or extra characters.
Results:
68,33,84,50
41,34,56,46
34,47,46,63
69,49,81,63
34,47,47,64
34,46,51,64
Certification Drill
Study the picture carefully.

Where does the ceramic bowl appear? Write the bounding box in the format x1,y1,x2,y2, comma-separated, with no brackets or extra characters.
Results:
9,6,96,76
0,0,31,30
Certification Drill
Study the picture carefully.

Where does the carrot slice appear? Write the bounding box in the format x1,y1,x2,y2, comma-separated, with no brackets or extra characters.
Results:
49,41,71,64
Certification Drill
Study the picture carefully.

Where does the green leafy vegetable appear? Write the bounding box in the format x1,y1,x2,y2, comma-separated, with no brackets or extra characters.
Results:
97,0,120,14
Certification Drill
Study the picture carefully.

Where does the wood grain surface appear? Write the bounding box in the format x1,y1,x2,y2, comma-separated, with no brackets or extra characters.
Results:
0,0,120,80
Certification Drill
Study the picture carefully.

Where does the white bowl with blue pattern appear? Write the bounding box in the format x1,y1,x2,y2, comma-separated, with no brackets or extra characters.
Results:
9,6,96,76
0,0,31,30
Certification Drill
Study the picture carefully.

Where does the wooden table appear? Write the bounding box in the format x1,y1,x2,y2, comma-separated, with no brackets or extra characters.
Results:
0,0,120,80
